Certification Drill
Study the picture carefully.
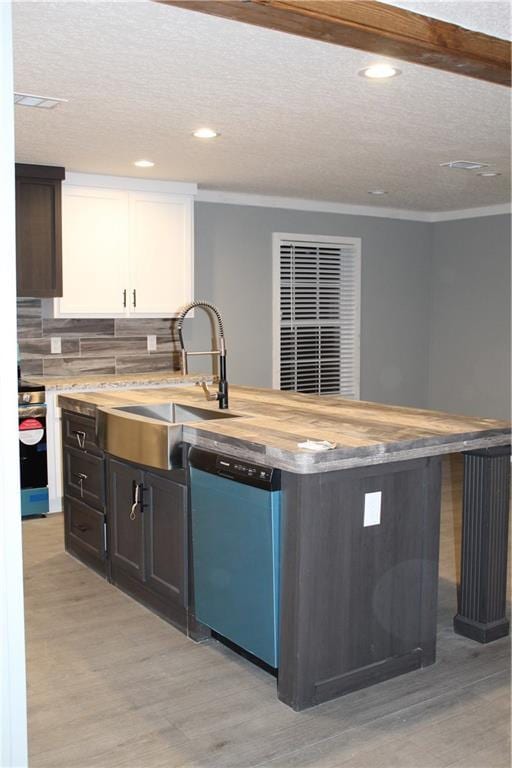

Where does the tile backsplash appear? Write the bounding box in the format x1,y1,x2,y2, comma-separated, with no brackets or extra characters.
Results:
17,299,181,377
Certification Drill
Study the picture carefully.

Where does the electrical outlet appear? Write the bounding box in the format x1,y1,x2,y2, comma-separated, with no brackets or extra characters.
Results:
50,337,61,354
147,335,157,352
364,491,381,527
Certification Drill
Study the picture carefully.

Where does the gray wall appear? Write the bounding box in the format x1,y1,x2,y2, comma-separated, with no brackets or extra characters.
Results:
428,214,511,420
190,202,432,408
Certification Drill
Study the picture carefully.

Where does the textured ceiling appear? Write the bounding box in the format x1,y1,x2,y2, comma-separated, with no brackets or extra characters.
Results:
380,1,511,40
13,0,511,212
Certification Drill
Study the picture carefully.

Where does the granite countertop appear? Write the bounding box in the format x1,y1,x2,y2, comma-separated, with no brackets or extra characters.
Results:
58,385,511,473
23,371,213,392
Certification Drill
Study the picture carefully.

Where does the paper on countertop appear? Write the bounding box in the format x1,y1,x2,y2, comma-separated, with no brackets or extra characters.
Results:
297,439,337,452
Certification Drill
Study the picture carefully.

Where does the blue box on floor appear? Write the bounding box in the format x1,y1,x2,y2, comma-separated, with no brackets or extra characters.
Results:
21,487,49,518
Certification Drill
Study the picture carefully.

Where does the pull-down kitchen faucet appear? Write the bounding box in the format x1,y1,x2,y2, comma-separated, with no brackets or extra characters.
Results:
176,301,229,409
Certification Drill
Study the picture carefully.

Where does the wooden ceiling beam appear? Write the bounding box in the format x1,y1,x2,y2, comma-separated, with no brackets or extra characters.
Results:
156,0,511,87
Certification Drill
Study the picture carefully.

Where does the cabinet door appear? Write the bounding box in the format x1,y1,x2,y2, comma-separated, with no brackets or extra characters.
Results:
144,472,187,607
129,191,193,316
58,186,128,316
108,459,145,582
15,165,65,298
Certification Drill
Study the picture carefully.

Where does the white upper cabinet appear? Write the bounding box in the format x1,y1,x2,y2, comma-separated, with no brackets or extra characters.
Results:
60,186,128,316
52,174,196,318
129,191,193,316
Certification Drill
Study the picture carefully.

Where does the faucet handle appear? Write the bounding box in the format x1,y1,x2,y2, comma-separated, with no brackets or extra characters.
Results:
196,379,218,402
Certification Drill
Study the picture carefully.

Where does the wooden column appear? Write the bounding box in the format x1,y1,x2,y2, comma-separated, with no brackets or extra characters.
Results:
454,445,511,643
278,456,442,710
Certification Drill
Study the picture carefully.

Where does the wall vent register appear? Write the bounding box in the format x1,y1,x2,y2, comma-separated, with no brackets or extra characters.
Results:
273,234,361,398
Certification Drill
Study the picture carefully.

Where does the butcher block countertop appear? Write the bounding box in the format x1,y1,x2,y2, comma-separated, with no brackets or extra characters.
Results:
58,385,511,473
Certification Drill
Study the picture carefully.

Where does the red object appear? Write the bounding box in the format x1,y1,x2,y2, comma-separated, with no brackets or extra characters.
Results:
19,418,43,431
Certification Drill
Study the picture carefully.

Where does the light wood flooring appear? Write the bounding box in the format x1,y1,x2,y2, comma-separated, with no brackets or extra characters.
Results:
23,456,510,768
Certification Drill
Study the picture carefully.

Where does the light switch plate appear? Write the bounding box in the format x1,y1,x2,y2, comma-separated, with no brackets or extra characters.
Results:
50,337,61,354
364,491,382,527
147,335,157,352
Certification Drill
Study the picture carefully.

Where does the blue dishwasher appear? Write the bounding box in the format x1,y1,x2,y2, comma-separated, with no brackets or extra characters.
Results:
189,448,281,668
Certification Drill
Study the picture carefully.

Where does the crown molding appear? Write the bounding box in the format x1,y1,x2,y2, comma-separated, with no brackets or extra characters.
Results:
425,204,512,222
195,189,430,221
196,189,511,223
65,171,197,196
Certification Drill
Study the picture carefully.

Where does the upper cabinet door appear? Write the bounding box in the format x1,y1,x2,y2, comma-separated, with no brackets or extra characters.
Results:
15,164,65,298
58,186,128,316
128,191,193,316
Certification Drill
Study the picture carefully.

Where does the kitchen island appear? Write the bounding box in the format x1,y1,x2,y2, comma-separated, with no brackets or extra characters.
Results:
59,385,510,710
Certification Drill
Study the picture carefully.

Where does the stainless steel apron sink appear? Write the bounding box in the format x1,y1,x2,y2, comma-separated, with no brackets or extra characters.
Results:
96,401,240,470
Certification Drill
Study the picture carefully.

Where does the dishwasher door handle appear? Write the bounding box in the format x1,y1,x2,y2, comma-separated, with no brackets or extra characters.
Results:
217,472,235,481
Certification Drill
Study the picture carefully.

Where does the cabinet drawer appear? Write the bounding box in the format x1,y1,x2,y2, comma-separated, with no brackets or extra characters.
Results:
65,496,106,562
64,447,105,510
63,411,101,455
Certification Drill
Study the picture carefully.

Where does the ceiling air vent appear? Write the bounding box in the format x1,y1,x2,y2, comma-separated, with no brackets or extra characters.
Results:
440,160,489,171
14,92,68,109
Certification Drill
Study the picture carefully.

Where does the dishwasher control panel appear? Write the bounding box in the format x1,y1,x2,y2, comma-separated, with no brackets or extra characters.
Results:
216,456,273,483
188,448,280,491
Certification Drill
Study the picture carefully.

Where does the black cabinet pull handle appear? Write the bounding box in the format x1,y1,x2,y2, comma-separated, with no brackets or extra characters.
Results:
132,289,137,308
123,289,127,308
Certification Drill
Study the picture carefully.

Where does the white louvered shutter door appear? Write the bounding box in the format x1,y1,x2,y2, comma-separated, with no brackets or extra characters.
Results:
277,237,360,398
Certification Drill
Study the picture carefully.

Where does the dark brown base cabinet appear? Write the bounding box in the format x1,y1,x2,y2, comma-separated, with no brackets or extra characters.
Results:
61,410,194,636
107,457,188,631
277,456,443,710
62,412,107,578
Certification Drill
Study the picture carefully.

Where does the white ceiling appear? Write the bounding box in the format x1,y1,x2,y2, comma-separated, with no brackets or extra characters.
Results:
13,0,511,213
380,1,511,40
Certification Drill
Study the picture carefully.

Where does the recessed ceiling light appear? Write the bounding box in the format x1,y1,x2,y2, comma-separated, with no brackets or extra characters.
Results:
193,128,220,139
133,159,154,168
440,160,489,170
359,64,401,79
14,92,68,109
368,189,387,195
478,171,501,177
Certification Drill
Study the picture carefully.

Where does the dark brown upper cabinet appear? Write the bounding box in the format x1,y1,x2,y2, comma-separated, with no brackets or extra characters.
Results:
15,163,65,298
